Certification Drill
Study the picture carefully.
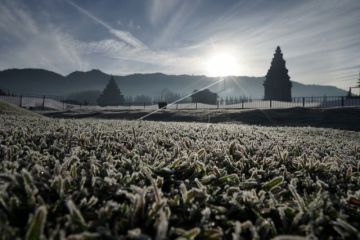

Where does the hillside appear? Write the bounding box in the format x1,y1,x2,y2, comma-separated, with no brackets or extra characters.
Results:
0,68,347,98
0,100,42,117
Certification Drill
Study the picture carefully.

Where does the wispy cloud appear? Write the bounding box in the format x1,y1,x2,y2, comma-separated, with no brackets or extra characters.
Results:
178,0,360,89
69,37,201,74
0,0,200,76
151,0,203,49
0,0,86,74
0,0,359,90
148,0,181,26
63,0,206,75
65,0,146,50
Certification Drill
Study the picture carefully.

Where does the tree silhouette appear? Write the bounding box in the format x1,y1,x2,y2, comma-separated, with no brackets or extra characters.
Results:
160,88,180,102
97,76,125,106
264,46,292,101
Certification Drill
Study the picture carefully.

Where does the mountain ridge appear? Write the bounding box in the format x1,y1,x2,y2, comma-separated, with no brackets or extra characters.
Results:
0,68,347,98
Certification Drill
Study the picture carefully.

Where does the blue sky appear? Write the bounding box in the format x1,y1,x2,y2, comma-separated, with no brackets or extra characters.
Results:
0,0,359,90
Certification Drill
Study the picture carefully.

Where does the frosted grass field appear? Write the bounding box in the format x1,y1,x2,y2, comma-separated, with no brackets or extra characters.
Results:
0,114,360,239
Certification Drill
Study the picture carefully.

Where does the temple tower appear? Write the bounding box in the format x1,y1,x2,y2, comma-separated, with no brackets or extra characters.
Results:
263,46,292,101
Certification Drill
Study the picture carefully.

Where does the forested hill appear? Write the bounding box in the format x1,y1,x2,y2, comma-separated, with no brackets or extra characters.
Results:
0,68,347,98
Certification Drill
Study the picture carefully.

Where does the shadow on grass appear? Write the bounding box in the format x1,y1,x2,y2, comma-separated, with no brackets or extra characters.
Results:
43,107,360,131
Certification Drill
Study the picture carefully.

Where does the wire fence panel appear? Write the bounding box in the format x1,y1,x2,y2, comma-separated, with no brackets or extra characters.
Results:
346,97,360,106
0,95,21,106
1,94,360,111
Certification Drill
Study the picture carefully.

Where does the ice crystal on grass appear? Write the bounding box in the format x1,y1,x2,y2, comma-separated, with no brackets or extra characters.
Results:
0,115,359,239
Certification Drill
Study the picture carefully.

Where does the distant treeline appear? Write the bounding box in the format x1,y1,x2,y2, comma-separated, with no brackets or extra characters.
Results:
65,88,251,106
65,88,192,105
0,86,253,106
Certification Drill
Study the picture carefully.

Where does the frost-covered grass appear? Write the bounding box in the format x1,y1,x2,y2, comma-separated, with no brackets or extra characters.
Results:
0,114,360,239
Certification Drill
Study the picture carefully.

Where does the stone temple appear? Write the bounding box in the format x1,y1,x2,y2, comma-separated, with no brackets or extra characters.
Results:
263,46,292,101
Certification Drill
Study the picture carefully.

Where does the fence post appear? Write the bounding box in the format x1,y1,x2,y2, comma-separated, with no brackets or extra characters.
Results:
217,101,219,109
144,102,146,109
341,96,344,107
129,102,131,110
63,99,65,110
19,95,23,107
196,102,197,109
241,100,244,109
42,96,45,110
176,103,178,110
270,99,272,108
302,97,305,107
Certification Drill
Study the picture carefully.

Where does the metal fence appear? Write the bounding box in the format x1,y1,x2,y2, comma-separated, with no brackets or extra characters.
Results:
1,94,360,111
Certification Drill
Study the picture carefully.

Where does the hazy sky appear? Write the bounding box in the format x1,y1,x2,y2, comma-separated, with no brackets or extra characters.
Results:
0,0,359,89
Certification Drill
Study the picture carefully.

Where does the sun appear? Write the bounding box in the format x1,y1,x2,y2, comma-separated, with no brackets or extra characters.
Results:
204,52,240,77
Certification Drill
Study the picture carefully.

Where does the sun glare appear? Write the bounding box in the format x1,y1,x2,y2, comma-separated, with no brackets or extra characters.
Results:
205,52,240,77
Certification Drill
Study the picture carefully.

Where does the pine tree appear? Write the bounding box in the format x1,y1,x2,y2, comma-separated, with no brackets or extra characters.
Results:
263,46,292,101
97,76,125,106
